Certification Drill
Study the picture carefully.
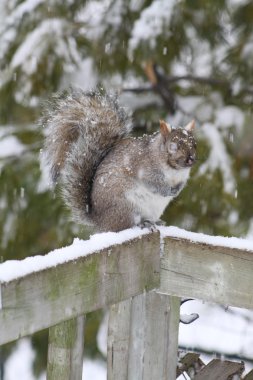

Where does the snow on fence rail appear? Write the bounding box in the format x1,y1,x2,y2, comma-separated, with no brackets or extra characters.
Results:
0,229,159,345
1,227,253,379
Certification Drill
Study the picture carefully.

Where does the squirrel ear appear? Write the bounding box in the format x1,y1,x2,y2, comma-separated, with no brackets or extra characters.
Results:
185,119,195,132
160,120,172,142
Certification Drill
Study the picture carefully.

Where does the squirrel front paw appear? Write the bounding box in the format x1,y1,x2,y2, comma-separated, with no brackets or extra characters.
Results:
138,220,161,231
138,219,157,232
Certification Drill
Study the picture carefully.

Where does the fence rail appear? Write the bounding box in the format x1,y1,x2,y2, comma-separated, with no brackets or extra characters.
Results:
1,228,253,379
161,235,253,309
0,233,160,346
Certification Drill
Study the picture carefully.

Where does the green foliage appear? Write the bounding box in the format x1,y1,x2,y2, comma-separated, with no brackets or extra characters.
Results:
31,330,48,378
84,311,104,358
0,135,74,260
0,0,88,120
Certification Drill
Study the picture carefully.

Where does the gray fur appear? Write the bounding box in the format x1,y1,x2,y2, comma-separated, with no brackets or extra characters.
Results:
41,88,132,225
41,89,196,232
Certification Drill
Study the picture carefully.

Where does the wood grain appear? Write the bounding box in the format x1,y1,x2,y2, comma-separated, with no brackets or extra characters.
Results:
107,292,180,380
47,316,85,380
0,233,160,345
161,236,253,309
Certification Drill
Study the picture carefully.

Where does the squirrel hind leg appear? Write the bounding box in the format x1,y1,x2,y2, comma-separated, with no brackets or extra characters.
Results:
91,203,136,232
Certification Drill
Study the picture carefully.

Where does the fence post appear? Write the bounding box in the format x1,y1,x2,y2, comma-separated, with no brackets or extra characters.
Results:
47,315,85,380
107,299,132,379
107,291,181,380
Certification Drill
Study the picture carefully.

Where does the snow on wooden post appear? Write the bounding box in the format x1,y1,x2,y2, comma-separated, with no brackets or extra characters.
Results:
107,292,180,380
47,315,85,380
0,232,160,346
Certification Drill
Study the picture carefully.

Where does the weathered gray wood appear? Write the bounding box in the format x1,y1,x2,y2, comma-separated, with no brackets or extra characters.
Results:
107,292,180,380
107,299,132,379
127,293,146,379
244,369,253,379
177,352,205,378
141,293,180,380
47,315,85,380
160,236,253,309
194,359,244,380
0,233,160,345
162,295,181,379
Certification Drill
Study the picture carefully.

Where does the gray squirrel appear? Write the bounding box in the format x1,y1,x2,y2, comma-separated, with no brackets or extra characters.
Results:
41,88,196,232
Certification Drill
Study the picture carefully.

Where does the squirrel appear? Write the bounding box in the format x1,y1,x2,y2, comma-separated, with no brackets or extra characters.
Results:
41,88,196,232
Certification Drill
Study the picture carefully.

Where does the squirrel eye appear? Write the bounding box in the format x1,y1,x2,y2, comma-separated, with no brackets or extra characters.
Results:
169,142,178,153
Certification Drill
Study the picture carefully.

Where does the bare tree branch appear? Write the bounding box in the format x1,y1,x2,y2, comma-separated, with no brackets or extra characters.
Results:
122,63,253,107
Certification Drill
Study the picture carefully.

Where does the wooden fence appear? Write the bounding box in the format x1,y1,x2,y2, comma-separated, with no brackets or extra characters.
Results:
1,229,253,379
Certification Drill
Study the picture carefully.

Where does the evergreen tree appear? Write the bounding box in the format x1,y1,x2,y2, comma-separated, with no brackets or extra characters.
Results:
0,0,86,121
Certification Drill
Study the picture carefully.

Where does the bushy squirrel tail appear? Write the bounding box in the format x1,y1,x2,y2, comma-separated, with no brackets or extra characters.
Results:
40,88,132,225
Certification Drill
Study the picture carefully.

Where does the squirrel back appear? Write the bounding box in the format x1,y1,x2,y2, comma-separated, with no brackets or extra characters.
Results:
41,88,132,225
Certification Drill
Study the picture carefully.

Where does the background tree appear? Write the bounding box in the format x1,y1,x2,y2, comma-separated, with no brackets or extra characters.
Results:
0,0,253,377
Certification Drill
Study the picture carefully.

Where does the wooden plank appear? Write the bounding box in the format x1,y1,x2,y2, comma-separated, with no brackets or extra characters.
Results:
0,233,160,345
194,359,244,380
141,293,180,380
127,293,146,380
107,299,132,379
160,236,253,309
244,370,253,380
47,316,85,380
177,352,205,378
107,292,180,380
